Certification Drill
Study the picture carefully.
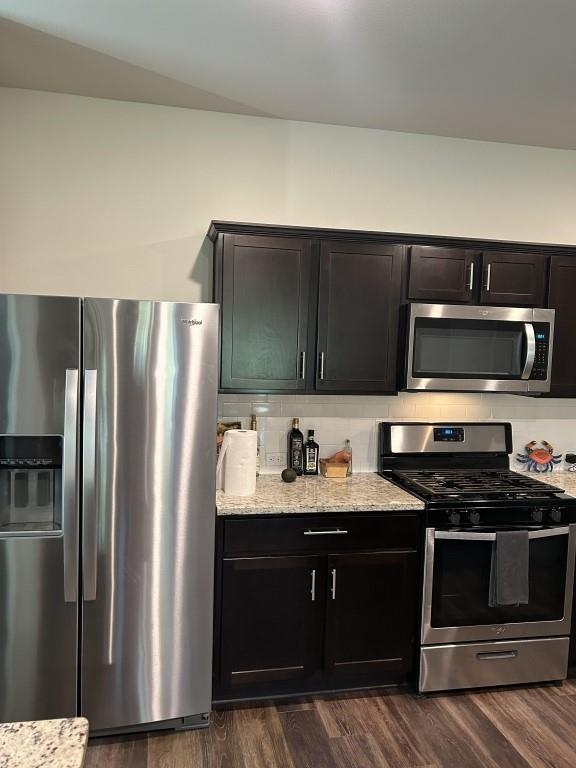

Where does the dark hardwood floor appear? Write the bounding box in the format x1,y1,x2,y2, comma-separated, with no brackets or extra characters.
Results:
85,681,576,767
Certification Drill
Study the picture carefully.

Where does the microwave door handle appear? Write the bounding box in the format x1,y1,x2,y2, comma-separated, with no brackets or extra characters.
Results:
521,323,536,380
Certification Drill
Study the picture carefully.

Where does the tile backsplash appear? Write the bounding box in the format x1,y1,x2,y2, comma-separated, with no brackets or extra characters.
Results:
218,393,576,474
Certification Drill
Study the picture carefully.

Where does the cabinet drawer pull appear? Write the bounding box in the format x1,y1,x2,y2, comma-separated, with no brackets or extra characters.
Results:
477,651,518,661
331,568,337,600
310,569,316,602
319,352,326,380
303,528,348,536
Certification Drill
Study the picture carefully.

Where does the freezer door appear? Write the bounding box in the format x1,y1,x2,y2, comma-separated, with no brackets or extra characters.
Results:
0,537,79,721
0,294,80,722
81,299,219,732
0,294,81,435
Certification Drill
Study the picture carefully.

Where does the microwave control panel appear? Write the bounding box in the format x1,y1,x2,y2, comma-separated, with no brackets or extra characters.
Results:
530,324,550,380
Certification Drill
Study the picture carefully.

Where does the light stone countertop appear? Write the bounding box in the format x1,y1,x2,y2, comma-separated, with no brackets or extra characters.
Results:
529,469,576,499
216,473,424,515
0,718,88,768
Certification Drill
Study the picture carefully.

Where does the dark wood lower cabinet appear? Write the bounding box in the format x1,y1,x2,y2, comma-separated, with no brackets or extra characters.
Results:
219,555,324,696
324,551,418,685
214,513,421,703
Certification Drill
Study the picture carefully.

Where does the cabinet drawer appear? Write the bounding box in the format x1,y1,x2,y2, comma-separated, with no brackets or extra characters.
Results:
222,513,420,556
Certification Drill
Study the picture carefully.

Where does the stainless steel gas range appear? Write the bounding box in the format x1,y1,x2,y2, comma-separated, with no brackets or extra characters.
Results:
378,422,576,693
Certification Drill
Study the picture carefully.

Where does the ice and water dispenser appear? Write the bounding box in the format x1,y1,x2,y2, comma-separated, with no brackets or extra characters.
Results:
0,436,63,533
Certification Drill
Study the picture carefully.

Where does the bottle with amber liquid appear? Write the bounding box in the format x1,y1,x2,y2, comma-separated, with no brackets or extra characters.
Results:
288,418,304,476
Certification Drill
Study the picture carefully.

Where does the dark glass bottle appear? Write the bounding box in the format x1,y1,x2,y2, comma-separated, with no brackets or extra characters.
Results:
288,418,304,476
304,429,319,475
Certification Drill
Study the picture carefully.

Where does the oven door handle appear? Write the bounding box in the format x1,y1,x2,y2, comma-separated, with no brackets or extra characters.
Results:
521,323,536,380
435,526,569,542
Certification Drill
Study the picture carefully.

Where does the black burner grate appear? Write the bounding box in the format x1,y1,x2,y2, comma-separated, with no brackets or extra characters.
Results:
392,469,563,500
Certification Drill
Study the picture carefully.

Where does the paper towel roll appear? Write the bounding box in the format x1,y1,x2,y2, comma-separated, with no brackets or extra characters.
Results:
216,429,257,496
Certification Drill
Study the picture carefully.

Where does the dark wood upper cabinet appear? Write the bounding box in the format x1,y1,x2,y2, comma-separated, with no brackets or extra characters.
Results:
408,246,476,303
210,222,574,394
219,555,324,696
479,251,547,306
548,256,576,397
316,241,403,392
408,247,547,307
324,551,418,685
219,234,316,392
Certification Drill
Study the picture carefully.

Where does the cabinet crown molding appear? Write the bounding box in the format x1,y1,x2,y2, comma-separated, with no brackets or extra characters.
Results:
208,220,576,257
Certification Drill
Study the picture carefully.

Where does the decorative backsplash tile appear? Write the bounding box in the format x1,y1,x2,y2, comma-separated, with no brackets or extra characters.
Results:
218,393,576,474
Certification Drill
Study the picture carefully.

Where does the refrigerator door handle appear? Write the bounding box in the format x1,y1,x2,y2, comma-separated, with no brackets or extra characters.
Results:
82,369,98,601
63,368,79,603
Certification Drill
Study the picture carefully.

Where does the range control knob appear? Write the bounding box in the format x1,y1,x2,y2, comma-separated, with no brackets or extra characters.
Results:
448,511,461,526
531,508,544,524
549,507,562,524
469,511,481,526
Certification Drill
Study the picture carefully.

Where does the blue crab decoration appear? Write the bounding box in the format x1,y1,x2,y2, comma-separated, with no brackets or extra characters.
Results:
517,440,562,472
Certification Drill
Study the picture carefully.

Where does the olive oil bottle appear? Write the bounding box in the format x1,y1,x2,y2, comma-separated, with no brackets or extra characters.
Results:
288,418,304,476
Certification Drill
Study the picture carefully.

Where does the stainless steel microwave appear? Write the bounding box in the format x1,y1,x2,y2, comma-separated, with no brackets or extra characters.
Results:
404,303,555,393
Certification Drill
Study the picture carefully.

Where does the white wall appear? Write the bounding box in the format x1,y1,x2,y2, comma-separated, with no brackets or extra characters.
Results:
2,87,576,468
2,87,576,303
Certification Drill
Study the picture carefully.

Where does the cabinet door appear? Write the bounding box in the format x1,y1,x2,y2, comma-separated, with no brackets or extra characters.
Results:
316,241,403,392
220,235,315,392
408,246,476,303
548,256,576,396
480,252,547,306
324,551,418,685
219,555,324,696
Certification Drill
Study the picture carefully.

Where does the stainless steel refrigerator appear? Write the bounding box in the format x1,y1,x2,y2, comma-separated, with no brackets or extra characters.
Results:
0,294,218,733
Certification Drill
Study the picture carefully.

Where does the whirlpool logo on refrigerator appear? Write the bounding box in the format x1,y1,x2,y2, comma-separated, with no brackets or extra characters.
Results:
181,318,203,326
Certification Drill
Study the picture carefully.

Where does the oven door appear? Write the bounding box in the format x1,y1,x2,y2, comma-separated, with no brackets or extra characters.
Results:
421,524,576,645
405,304,554,393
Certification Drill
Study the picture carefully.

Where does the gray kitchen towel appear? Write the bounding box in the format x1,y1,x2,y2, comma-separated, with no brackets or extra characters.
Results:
488,530,529,607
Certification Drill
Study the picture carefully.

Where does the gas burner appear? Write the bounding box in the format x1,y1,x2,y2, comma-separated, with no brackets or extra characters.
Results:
390,469,563,501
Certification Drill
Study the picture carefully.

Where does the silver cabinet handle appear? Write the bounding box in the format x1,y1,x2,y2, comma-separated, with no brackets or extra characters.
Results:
319,352,325,380
467,262,474,290
521,323,536,380
63,369,79,603
484,263,492,292
477,651,518,661
82,369,98,601
304,528,348,536
299,350,306,380
310,569,316,602
435,526,568,541
330,568,337,600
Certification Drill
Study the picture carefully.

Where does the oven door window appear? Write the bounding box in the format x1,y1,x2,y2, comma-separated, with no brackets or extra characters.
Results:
431,534,568,627
412,318,525,379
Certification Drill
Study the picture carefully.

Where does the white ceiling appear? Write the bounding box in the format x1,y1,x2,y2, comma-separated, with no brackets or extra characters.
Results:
1,0,576,149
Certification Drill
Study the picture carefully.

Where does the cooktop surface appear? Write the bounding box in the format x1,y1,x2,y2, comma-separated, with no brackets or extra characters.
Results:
390,469,563,502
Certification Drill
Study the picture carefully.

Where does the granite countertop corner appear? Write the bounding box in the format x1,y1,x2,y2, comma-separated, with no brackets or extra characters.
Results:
0,717,89,768
216,473,424,515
